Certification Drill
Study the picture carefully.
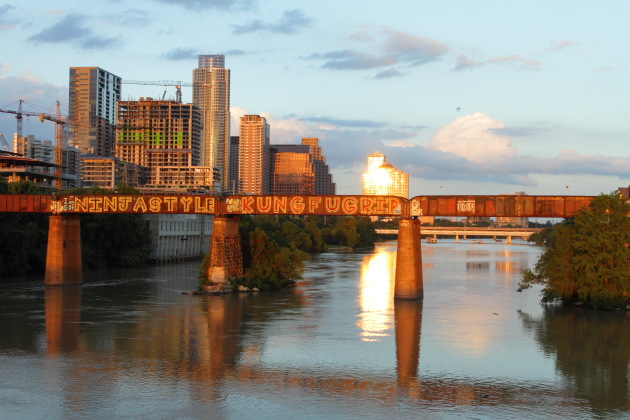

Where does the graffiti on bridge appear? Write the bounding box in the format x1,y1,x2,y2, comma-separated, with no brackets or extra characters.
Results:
0,194,595,218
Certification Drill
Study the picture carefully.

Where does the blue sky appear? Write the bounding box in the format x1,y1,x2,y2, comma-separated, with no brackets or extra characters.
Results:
1,0,628,196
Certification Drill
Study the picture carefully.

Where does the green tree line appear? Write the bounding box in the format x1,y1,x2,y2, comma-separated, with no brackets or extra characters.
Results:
201,215,377,291
0,179,152,277
518,193,630,309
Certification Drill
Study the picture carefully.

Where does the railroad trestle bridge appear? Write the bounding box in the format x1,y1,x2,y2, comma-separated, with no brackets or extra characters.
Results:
0,193,593,300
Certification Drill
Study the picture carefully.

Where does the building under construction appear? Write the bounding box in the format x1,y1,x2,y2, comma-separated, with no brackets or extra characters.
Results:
115,98,217,191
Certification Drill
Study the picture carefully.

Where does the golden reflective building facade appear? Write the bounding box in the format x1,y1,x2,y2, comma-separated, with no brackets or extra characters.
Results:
269,138,335,195
193,54,230,189
362,152,408,198
238,115,270,194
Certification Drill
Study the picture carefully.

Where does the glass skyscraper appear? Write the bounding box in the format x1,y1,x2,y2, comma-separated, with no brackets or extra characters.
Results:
68,67,121,157
192,54,230,190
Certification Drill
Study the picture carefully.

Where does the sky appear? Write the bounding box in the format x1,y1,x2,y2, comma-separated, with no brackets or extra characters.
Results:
1,0,628,197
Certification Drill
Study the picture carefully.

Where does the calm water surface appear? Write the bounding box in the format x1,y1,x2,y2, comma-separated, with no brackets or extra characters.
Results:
0,239,628,419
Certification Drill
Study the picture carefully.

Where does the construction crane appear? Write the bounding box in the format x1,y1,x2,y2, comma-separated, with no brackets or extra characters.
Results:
0,133,9,151
122,80,211,103
0,100,69,190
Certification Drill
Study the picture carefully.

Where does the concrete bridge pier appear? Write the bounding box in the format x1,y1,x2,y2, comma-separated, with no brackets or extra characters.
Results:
507,236,512,245
394,218,423,300
45,215,83,286
206,217,243,290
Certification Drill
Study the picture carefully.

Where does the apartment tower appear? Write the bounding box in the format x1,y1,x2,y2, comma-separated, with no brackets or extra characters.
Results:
238,115,270,194
68,67,121,156
192,54,230,190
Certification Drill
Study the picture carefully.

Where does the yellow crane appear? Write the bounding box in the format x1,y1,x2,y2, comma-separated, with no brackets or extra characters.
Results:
0,100,75,190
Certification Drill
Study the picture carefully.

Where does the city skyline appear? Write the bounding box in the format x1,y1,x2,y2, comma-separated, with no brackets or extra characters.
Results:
1,1,629,197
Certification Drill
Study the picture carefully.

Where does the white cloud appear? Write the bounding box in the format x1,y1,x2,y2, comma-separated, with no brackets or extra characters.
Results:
260,112,310,143
230,107,310,142
423,112,516,163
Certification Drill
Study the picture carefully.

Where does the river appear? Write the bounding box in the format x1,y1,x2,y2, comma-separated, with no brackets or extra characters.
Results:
0,239,628,419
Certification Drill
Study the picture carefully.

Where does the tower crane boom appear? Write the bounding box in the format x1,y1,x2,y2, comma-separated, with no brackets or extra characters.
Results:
0,101,74,191
0,133,9,151
122,80,210,103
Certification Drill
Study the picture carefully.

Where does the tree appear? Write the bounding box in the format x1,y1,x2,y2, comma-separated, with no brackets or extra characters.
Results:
518,193,630,309
0,180,48,276
59,185,151,268
334,217,359,248
242,228,308,291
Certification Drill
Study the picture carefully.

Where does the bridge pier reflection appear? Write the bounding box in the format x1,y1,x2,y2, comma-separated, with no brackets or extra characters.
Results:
45,286,82,354
395,300,423,385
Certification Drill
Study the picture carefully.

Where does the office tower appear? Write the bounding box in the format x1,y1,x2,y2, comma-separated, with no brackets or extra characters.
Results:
238,115,270,194
227,136,239,194
301,138,336,195
115,97,215,190
68,67,121,156
270,144,315,195
362,152,408,197
269,138,336,195
192,54,230,190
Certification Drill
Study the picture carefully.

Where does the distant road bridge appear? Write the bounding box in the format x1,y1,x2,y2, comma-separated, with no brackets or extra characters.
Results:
376,227,542,243
0,193,593,300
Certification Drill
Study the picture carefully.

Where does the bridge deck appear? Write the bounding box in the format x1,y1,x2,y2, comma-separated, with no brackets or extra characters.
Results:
0,194,594,218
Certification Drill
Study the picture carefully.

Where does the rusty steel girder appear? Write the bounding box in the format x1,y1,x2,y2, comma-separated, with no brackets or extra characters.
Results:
409,195,594,218
0,194,595,218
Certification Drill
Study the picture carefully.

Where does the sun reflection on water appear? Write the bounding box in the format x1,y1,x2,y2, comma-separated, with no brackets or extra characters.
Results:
357,247,396,342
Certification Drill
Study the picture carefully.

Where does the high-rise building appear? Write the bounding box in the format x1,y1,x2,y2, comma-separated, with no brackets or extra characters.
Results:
68,67,121,156
192,54,230,189
362,152,408,198
227,136,239,194
301,138,335,195
269,138,336,195
115,97,215,190
238,115,270,194
270,144,315,195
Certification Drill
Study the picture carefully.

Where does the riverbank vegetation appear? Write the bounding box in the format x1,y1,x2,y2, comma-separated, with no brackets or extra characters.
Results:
0,180,151,277
0,179,49,276
59,185,151,268
199,215,376,292
518,193,630,310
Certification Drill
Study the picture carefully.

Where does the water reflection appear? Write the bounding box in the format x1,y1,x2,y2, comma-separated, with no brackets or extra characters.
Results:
45,286,82,354
394,300,422,385
466,261,490,270
495,261,523,272
4,244,629,418
520,307,630,416
357,247,395,342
